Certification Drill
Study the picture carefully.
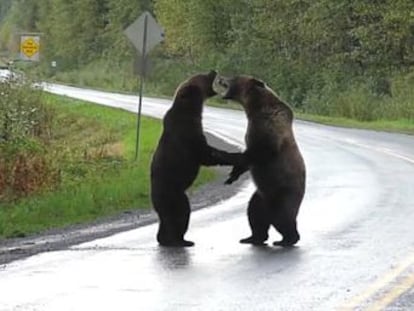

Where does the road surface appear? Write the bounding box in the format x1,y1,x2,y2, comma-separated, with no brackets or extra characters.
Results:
1,84,414,310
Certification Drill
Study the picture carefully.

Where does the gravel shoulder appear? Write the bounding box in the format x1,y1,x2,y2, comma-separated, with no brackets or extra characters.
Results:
0,133,249,265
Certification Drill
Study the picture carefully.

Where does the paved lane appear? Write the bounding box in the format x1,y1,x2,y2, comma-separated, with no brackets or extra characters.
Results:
1,84,414,310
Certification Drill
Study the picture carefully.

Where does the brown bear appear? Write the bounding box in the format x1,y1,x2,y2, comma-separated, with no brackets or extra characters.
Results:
213,74,306,247
150,70,244,247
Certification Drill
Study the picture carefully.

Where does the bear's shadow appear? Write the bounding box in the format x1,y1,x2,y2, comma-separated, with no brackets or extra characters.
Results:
244,244,303,268
154,244,302,271
155,247,192,270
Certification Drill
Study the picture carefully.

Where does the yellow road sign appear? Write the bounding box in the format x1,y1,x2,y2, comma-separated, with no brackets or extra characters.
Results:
20,36,40,61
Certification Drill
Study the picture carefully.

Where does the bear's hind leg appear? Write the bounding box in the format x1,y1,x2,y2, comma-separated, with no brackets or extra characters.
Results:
155,194,194,247
157,217,194,247
240,192,270,245
272,220,299,247
271,198,300,247
175,193,194,247
156,218,171,246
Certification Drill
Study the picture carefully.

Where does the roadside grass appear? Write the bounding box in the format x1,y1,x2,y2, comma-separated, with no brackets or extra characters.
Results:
51,57,199,97
48,57,414,136
0,94,216,238
207,98,414,135
296,113,414,135
42,55,414,134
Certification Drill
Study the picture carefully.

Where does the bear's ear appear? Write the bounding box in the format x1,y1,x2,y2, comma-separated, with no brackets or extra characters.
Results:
208,70,218,77
252,78,265,88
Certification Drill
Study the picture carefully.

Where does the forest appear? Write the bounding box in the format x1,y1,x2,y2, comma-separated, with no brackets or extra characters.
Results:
1,0,414,121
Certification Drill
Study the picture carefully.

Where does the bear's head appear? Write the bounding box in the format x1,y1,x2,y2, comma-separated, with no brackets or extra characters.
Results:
213,74,266,107
213,73,293,122
174,70,218,102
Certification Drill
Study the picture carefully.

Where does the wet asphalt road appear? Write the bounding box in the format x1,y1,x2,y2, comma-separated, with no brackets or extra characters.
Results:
1,84,414,310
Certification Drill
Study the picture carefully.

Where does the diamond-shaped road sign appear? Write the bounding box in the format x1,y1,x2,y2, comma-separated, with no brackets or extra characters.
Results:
20,35,40,61
123,12,164,161
124,11,164,56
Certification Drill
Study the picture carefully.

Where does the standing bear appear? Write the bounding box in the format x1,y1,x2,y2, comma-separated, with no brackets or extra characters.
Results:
213,74,306,247
150,70,244,247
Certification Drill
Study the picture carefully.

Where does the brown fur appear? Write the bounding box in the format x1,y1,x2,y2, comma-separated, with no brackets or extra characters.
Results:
150,71,244,247
213,74,306,246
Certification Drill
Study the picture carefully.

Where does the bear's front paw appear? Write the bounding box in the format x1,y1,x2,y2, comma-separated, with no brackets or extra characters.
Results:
224,175,238,185
224,165,246,184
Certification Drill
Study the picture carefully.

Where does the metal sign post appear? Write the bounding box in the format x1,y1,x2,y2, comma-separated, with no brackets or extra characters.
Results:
135,14,148,161
124,12,164,161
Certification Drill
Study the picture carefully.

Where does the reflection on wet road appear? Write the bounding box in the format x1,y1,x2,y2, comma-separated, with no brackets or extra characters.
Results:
1,84,414,310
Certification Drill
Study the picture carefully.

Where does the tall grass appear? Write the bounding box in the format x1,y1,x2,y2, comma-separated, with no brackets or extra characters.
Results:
0,81,59,200
52,56,207,97
48,56,414,129
301,71,414,122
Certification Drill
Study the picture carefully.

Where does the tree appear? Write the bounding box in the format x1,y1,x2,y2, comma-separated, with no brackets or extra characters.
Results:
154,0,233,63
106,1,151,52
0,0,41,54
36,0,110,68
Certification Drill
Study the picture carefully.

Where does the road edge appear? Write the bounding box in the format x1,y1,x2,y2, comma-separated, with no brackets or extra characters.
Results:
0,132,248,266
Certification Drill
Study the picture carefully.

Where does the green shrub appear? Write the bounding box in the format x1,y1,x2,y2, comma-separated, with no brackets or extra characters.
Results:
303,70,414,121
